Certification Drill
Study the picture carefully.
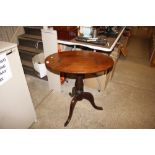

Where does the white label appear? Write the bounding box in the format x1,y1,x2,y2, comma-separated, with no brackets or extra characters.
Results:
0,53,12,86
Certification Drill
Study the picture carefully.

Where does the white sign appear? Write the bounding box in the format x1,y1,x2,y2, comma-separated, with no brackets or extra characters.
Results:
0,53,12,86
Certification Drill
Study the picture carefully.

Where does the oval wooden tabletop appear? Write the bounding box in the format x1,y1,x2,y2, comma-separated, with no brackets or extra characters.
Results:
45,51,114,74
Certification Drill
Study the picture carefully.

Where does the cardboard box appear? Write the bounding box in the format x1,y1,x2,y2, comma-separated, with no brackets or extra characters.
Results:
84,48,120,91
84,71,111,91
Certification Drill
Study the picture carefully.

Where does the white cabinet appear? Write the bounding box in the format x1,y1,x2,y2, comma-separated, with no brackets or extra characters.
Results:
0,41,36,128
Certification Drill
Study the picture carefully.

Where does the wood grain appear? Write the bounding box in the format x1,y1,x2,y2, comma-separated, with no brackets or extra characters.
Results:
45,51,114,74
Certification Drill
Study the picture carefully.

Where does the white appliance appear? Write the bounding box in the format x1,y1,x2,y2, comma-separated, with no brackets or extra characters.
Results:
0,41,36,128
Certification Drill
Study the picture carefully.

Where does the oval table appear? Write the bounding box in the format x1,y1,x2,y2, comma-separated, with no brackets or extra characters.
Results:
45,51,114,127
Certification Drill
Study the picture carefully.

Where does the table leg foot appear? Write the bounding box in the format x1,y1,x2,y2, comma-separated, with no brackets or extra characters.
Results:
82,92,103,110
64,97,77,127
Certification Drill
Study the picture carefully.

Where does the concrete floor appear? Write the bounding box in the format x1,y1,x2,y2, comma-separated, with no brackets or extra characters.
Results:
25,74,50,108
26,36,155,128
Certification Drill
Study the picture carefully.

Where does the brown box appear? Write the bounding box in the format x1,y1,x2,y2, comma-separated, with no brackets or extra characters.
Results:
52,26,78,40
84,71,111,91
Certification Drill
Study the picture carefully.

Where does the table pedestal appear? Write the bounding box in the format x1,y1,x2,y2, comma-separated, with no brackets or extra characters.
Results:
64,74,103,127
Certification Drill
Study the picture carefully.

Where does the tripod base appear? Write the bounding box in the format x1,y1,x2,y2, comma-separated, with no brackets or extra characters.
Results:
64,74,103,127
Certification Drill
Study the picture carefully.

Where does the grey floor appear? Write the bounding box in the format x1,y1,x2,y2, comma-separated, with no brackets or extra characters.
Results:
26,36,155,128
25,74,50,108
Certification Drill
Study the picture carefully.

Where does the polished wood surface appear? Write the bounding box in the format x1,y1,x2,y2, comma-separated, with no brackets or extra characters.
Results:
45,51,114,74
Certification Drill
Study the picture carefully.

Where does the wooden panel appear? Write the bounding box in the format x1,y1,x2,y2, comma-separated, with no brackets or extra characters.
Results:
53,26,78,40
131,26,155,38
150,50,155,66
149,33,155,67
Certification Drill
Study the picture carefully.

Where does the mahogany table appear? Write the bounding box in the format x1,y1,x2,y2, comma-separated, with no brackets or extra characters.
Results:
45,51,114,127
